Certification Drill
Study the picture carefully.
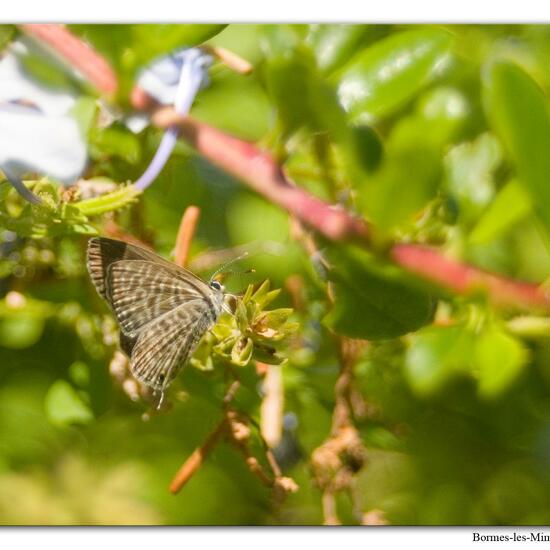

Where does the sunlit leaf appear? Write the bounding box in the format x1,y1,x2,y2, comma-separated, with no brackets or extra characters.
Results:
444,133,502,226
469,180,532,245
485,61,550,236
44,380,94,426
335,28,452,121
0,316,44,349
360,87,468,230
405,324,475,395
475,324,528,399
307,24,377,74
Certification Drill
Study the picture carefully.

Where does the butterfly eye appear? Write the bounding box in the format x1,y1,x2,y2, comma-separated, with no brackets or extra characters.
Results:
210,280,222,291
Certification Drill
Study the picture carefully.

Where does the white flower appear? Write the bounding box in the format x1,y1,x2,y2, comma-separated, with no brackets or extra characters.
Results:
0,40,77,115
0,39,87,203
137,47,212,107
0,104,87,184
134,48,212,191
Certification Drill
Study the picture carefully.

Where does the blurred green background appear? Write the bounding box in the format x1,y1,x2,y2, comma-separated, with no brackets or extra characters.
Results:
2,24,550,525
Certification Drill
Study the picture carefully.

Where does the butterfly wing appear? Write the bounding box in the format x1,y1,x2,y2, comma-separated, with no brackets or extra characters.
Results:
87,237,211,301
129,299,215,390
105,260,218,337
87,237,220,337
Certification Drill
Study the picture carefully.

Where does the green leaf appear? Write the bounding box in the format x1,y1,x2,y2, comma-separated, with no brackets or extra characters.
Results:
231,337,254,366
250,280,280,310
0,293,54,349
263,48,350,141
0,25,15,51
130,24,226,64
324,247,435,340
71,97,98,137
405,325,475,395
360,87,468,230
0,316,44,349
259,25,308,58
263,42,371,189
444,133,502,226
191,76,271,141
74,185,141,216
89,126,141,164
72,24,226,69
68,361,91,387
44,380,94,426
20,52,77,90
362,146,441,231
475,325,528,399
252,344,287,365
469,180,532,245
190,334,215,371
227,193,302,284
307,24,375,74
334,28,453,121
485,61,550,235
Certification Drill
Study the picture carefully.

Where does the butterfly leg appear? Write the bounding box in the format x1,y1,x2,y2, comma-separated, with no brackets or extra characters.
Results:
156,390,166,410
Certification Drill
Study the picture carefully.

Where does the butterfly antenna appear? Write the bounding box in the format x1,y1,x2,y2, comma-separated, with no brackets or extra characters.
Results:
209,251,250,282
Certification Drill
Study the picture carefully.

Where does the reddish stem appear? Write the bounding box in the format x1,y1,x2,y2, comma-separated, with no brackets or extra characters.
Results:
152,108,370,244
151,108,550,313
18,24,118,95
390,244,550,311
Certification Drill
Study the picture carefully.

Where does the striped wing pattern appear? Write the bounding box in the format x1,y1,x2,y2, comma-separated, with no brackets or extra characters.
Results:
106,261,210,337
130,300,214,390
87,237,224,391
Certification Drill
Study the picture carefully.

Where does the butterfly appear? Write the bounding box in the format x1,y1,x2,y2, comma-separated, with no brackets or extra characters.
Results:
87,237,227,393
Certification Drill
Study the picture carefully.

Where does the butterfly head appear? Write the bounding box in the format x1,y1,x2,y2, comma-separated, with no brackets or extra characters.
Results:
209,279,225,293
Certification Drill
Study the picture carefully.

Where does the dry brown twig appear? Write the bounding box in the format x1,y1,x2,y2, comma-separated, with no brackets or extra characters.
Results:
201,45,254,75
290,217,374,524
310,338,369,525
169,379,241,494
170,378,298,498
260,362,284,449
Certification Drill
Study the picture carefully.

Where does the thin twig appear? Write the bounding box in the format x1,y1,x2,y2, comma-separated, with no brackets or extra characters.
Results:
201,45,253,75
260,363,284,449
228,412,274,488
103,219,154,250
169,417,228,494
169,379,241,494
322,490,341,526
174,205,201,267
